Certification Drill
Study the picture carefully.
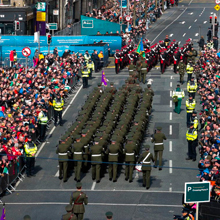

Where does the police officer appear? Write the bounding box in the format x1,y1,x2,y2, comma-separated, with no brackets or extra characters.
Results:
70,182,88,220
138,145,154,189
151,127,167,170
53,93,64,126
24,136,38,177
105,211,113,220
186,123,198,161
187,77,197,99
81,65,89,88
191,111,199,131
62,205,77,220
186,61,194,82
38,105,48,142
172,84,185,114
84,50,91,63
87,59,94,79
177,59,186,84
185,95,196,127
56,140,71,182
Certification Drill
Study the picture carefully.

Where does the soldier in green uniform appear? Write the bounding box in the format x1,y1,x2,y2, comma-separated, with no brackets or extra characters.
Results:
140,60,148,84
105,211,113,220
191,47,197,64
128,61,136,78
106,140,122,182
56,141,71,182
136,58,142,81
90,138,104,183
177,60,186,84
138,145,154,189
72,135,84,182
70,182,88,220
151,127,167,170
62,205,77,220
124,139,138,182
81,129,90,172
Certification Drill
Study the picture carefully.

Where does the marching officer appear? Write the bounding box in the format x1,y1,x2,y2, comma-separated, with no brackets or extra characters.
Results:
172,84,185,114
81,65,89,88
90,138,103,183
61,205,77,220
70,182,88,220
186,61,194,82
87,59,94,79
124,139,138,182
24,136,38,177
106,140,122,182
177,59,186,84
138,145,154,189
136,58,142,80
140,60,148,84
186,123,198,161
151,127,167,170
37,105,48,142
105,211,113,220
186,95,196,127
128,61,136,78
187,77,197,99
53,93,64,126
56,139,71,182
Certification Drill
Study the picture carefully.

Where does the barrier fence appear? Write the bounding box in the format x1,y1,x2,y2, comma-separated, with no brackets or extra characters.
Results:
4,58,33,68
55,22,81,36
0,74,81,197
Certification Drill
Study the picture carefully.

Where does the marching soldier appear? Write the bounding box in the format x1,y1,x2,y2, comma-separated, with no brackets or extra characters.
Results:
172,84,185,114
24,136,38,177
61,205,77,220
105,211,113,220
81,65,89,88
151,127,167,170
81,130,90,172
138,145,154,189
37,105,48,142
186,123,198,161
136,58,142,81
140,60,148,84
90,138,103,183
191,47,197,64
53,93,64,126
124,139,138,182
106,140,122,182
128,61,136,78
187,77,197,99
186,95,196,127
70,182,88,220
177,59,186,84
114,51,120,74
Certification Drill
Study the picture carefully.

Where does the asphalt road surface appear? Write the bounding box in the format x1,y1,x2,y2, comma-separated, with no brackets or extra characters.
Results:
3,0,216,219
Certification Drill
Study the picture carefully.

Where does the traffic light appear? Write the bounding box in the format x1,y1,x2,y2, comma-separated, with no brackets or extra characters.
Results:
15,20,20,31
215,16,217,23
47,33,52,44
210,16,212,23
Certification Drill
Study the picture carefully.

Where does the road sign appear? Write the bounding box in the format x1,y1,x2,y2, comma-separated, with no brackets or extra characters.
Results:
82,20,93,28
126,16,131,22
35,2,46,12
185,182,210,203
22,47,31,57
53,9,59,16
216,0,220,4
214,4,220,11
49,23,58,30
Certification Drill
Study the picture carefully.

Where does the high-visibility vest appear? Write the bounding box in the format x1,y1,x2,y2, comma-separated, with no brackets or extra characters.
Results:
24,142,37,157
38,111,48,125
191,116,199,130
186,128,197,141
84,54,91,62
87,62,94,71
186,99,196,113
82,69,89,77
186,65,193,74
187,82,198,92
172,89,185,99
53,98,64,111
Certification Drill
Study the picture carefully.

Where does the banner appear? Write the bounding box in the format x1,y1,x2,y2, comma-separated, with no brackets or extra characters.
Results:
118,0,127,8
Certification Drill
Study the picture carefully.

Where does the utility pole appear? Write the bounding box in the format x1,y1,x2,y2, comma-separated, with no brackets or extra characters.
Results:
145,0,148,19
212,14,215,38
133,0,136,26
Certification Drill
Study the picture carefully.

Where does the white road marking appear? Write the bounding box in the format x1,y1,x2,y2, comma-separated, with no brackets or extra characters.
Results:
179,41,181,44
169,141,172,152
195,33,199,36
151,8,187,44
169,125,172,135
181,21,185,24
169,33,174,37
169,112,172,121
188,12,193,15
204,21,207,24
169,160,173,173
188,26,191,29
91,182,96,190
171,76,173,79
170,82,172,87
4,202,183,207
170,91,172,97
188,1,194,6
194,19,197,22
55,170,59,177
199,8,205,17
183,33,186,37
169,187,172,192
170,100,172,108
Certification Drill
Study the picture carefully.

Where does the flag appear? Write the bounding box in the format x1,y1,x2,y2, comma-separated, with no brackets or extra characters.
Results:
0,206,5,220
101,71,108,87
136,38,145,58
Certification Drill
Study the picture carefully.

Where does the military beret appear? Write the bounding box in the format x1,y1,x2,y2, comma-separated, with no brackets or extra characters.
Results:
65,205,73,212
23,215,31,220
60,136,66,141
156,127,162,131
81,129,88,134
144,145,150,150
97,83,101,86
75,135,81,140
94,137,100,142
105,211,113,217
110,82,114,85
76,182,82,188
96,132,103,137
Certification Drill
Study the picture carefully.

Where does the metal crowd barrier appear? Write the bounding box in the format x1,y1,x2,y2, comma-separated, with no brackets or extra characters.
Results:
4,58,33,68
55,22,81,36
